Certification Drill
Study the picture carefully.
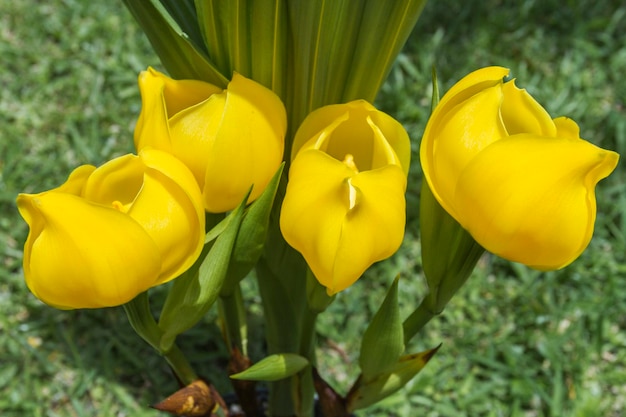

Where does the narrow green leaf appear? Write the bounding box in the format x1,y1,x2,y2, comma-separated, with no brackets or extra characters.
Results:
347,345,441,411
286,0,365,141
157,191,249,351
342,0,428,102
159,0,206,51
194,0,228,73
249,0,288,97
230,353,309,382
220,164,284,296
122,0,228,86
204,213,230,244
359,276,404,379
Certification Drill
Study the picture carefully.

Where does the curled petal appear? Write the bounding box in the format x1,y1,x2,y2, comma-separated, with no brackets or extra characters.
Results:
500,80,556,136
130,149,205,283
82,150,205,284
135,67,222,152
292,100,410,174
454,135,619,269
54,164,96,195
16,192,161,309
428,84,508,219
421,67,509,209
168,94,226,188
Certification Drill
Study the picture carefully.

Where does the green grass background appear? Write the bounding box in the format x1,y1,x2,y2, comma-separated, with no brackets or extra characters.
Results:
1,0,625,416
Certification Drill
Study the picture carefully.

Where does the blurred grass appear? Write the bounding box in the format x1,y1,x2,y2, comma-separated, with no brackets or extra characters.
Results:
1,0,625,416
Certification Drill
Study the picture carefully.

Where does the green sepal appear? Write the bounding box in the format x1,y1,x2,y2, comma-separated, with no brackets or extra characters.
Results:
230,353,309,382
220,164,284,297
122,0,228,86
420,180,485,313
359,276,404,379
347,345,441,411
157,190,249,352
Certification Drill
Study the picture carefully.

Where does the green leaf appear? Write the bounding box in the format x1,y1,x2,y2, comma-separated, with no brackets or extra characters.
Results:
359,276,404,379
122,0,228,86
347,345,441,411
286,0,366,141
157,191,249,352
230,353,309,382
220,164,284,296
195,0,288,97
342,0,428,102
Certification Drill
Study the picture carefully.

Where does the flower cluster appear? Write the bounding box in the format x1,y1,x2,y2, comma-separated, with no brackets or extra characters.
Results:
17,66,618,310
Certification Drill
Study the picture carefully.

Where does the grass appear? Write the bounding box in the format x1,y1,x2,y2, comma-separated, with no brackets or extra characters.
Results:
1,0,625,416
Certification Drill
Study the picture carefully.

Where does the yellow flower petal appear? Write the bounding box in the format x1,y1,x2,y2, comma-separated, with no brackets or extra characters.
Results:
135,70,173,152
281,150,406,294
168,94,226,189
82,150,205,283
135,67,222,153
454,135,619,269
16,192,161,309
292,100,410,174
500,80,556,136
200,73,286,212
152,67,222,117
130,149,205,283
428,84,508,219
54,165,96,195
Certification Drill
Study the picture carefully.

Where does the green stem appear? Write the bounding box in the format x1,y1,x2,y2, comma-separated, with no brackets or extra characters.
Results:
162,343,199,385
256,257,316,417
219,284,247,356
123,292,198,385
402,297,436,344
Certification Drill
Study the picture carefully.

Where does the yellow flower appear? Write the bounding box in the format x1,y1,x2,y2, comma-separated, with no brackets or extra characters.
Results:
420,66,619,269
16,149,205,309
135,67,286,213
280,100,411,294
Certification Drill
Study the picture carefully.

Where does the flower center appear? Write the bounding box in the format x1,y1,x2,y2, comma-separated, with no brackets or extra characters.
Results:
111,200,130,213
342,153,359,173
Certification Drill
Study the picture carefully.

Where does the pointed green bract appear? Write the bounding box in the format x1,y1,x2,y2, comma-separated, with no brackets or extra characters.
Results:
230,353,309,382
359,277,404,379
221,164,284,296
347,346,440,411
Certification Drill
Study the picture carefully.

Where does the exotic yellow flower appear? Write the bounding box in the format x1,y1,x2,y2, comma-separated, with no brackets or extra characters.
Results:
16,149,205,309
281,100,411,294
420,66,619,269
135,67,286,213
